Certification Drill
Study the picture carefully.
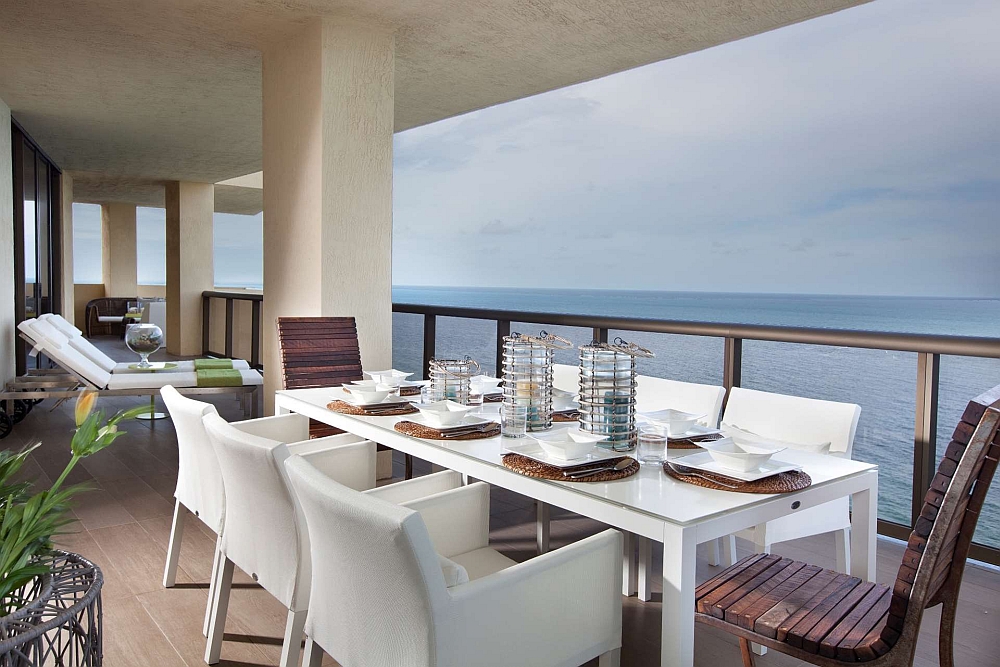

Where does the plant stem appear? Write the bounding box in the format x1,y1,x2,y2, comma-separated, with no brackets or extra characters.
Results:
49,455,80,496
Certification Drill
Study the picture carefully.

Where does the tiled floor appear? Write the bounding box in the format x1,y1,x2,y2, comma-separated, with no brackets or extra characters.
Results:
3,338,998,666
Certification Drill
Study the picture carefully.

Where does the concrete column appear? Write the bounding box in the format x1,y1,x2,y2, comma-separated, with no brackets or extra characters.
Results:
0,98,15,385
59,174,74,323
262,20,394,413
101,202,138,297
165,182,214,355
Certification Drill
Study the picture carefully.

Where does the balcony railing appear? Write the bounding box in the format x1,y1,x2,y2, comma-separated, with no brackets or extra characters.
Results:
203,290,1000,565
202,290,263,370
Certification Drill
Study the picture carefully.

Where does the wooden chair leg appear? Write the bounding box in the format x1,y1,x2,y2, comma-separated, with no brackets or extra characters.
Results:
203,536,223,637
739,638,755,667
204,557,234,664
940,598,957,667
835,527,850,574
279,608,308,667
162,500,185,588
304,636,324,667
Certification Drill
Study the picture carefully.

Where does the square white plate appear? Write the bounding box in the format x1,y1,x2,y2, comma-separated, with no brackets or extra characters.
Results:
666,451,801,482
407,413,492,431
503,440,624,469
336,390,412,409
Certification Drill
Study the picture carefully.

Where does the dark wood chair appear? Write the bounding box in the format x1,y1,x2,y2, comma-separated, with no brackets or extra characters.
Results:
695,385,1000,667
84,297,137,337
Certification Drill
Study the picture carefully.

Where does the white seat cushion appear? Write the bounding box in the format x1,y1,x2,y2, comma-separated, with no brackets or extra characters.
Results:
40,313,83,338
439,554,470,587
449,547,517,581
112,359,251,373
97,315,123,323
107,369,263,390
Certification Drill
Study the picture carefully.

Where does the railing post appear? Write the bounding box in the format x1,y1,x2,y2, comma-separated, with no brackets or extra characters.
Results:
422,314,437,380
723,337,743,406
202,295,211,356
913,352,940,524
495,320,511,376
593,327,609,344
224,298,235,359
250,299,261,371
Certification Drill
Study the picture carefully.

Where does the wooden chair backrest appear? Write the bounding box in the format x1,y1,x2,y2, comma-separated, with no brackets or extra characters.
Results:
884,385,1000,653
276,317,363,389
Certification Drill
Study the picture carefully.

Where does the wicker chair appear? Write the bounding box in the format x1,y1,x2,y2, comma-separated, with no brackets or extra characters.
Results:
694,385,1000,667
84,297,137,337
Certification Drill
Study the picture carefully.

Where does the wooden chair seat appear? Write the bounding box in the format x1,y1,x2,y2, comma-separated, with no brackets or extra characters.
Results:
696,553,893,662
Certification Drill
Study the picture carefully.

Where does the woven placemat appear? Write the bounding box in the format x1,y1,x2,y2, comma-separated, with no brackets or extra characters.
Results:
662,462,811,493
394,420,500,440
552,411,581,423
326,400,418,417
666,434,724,450
502,453,639,482
398,386,422,397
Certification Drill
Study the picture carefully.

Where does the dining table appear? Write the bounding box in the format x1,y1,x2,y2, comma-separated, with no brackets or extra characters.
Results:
274,387,878,667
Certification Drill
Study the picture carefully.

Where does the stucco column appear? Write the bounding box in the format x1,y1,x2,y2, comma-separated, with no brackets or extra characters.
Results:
59,174,74,323
262,20,394,413
101,202,138,297
0,98,15,385
165,181,214,355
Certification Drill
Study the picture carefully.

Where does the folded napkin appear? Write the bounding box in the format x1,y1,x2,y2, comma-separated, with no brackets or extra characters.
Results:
196,369,242,387
721,423,831,455
195,358,234,370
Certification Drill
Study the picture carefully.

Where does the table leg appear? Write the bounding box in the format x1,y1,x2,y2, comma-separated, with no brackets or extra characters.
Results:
661,524,696,667
536,501,550,554
136,394,167,420
850,472,878,581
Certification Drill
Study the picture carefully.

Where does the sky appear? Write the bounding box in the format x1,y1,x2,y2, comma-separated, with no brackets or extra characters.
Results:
73,0,1000,297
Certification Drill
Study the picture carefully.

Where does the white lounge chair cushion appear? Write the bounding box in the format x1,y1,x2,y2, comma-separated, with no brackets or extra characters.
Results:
449,547,517,582
20,318,69,350
42,313,83,338
111,359,251,373
107,369,263,390
98,315,123,323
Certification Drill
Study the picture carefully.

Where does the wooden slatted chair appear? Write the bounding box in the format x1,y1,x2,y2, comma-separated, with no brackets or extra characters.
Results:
695,384,1000,667
277,317,363,439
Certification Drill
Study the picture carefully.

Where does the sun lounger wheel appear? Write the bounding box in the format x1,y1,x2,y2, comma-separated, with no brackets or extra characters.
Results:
0,411,12,440
10,400,31,424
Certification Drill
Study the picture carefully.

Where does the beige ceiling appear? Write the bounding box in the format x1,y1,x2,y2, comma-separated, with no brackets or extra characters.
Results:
0,0,867,208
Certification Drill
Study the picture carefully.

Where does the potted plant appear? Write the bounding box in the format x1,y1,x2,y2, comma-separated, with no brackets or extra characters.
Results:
0,391,149,666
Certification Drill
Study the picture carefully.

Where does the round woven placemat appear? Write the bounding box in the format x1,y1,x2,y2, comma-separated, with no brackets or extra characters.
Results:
662,463,811,493
394,420,500,440
326,400,417,417
552,412,581,423
502,453,639,482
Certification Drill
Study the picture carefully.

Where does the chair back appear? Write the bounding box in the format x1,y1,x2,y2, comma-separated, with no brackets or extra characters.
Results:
722,387,861,457
203,413,307,610
284,455,446,667
635,375,726,427
884,386,1000,657
160,386,224,533
276,317,362,389
85,297,136,336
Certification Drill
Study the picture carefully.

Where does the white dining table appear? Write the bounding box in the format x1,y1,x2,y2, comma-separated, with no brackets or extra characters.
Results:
275,387,878,667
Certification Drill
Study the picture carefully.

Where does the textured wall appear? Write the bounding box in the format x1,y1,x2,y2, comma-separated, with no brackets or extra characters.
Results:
0,98,14,385
59,174,74,324
262,20,394,413
165,182,214,355
101,203,138,297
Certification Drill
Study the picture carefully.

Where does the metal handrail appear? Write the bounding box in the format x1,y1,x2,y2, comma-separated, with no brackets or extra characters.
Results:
200,291,1000,564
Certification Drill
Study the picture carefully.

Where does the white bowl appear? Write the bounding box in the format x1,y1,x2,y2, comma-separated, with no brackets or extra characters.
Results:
414,400,476,427
640,409,706,437
342,384,391,404
701,437,784,472
349,379,381,389
471,375,503,393
530,428,608,461
364,369,413,387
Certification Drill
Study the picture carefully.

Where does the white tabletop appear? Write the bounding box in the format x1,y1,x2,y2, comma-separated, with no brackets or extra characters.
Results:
276,387,877,527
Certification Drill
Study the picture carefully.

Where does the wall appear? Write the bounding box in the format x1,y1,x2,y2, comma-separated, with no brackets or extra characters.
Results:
73,283,105,330
59,174,74,323
0,98,14,385
138,285,166,299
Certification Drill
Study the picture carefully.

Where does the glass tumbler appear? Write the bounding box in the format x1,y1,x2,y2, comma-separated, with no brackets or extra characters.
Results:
637,429,667,465
501,404,528,439
420,385,444,404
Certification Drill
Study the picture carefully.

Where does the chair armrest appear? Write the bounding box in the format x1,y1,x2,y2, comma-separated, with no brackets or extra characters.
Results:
289,439,377,492
440,530,623,667
231,413,309,443
286,432,364,456
365,470,463,504
401,482,490,558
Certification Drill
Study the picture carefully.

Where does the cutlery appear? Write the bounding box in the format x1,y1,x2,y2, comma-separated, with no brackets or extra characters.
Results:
440,423,498,438
560,457,626,474
664,460,742,489
565,458,632,479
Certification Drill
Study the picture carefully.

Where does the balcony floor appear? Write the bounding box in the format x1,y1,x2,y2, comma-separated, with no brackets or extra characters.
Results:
5,337,998,666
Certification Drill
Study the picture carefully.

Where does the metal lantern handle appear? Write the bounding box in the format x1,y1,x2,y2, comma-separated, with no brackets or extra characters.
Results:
429,356,481,378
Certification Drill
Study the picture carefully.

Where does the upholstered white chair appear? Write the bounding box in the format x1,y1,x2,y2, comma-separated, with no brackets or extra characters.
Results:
202,412,462,667
284,453,624,667
718,387,862,570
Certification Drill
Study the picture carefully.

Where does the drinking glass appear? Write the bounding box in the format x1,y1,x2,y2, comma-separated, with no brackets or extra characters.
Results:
420,385,444,404
501,404,528,439
637,429,667,465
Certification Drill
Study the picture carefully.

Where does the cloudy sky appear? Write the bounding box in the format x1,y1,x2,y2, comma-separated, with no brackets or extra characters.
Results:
75,0,1000,297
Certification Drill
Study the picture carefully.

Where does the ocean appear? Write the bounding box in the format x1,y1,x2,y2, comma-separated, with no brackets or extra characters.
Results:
390,286,1000,550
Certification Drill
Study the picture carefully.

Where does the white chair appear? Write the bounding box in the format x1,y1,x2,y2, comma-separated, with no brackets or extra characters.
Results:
284,453,624,667
718,387,862,571
202,412,462,667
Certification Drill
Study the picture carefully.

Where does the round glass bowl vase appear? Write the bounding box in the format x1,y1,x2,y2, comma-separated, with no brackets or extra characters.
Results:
125,323,164,369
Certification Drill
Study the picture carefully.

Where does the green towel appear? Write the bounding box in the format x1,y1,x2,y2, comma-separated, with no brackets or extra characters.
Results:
196,369,243,387
195,358,234,370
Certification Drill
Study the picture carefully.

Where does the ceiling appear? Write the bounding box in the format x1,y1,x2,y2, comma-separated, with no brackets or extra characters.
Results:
0,0,867,211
